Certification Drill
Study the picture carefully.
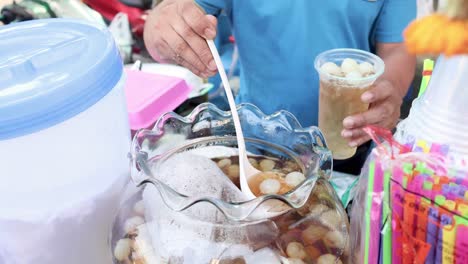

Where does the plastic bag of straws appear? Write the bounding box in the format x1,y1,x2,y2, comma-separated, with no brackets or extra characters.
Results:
350,125,468,264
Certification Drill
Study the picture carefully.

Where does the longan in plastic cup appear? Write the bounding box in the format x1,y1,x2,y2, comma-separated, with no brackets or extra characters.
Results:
314,49,384,160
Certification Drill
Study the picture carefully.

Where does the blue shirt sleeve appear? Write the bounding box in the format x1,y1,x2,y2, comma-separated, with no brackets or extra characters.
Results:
374,0,417,43
195,0,231,16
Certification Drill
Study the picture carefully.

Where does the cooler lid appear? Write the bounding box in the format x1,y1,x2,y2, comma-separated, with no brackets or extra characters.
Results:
0,19,123,140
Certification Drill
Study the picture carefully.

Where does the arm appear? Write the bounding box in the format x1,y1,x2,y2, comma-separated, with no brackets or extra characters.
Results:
377,42,416,99
341,0,417,147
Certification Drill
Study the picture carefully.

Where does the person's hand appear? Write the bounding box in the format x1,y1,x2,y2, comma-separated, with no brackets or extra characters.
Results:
341,79,403,147
144,0,218,78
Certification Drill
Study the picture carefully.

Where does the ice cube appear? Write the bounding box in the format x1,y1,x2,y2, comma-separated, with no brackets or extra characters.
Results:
181,242,215,264
287,258,306,264
141,194,223,262
142,152,251,261
151,152,246,202
133,199,145,216
181,243,253,264
147,151,249,222
188,146,239,159
341,58,359,74
244,248,282,264
123,216,145,234
146,133,187,156
217,244,253,260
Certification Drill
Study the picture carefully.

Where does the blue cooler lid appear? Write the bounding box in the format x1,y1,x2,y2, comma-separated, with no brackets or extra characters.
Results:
0,19,123,140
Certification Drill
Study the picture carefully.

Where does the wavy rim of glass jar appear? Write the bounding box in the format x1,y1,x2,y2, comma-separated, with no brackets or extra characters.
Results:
129,103,332,221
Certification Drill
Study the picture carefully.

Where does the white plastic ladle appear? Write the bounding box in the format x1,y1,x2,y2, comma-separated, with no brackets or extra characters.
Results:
206,39,259,199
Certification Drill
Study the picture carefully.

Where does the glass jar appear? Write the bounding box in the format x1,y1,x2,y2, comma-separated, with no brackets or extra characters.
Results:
111,103,350,264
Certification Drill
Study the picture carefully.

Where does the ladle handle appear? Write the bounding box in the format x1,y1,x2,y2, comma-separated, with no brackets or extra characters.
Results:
206,39,248,178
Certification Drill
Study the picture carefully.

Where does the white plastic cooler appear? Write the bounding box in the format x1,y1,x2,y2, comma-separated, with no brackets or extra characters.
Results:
0,19,130,263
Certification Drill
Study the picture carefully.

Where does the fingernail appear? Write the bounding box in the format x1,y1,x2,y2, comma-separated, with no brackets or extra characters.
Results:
204,28,216,39
342,130,352,138
209,70,218,75
349,141,358,147
208,60,217,71
200,72,208,78
343,118,354,128
362,92,374,103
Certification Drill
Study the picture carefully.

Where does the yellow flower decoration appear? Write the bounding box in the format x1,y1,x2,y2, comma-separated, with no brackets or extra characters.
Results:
404,0,468,56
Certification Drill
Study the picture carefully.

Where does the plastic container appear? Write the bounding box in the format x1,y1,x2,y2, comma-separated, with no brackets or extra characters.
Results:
110,103,351,264
125,62,210,99
396,55,468,156
125,69,191,135
314,48,385,159
0,19,130,264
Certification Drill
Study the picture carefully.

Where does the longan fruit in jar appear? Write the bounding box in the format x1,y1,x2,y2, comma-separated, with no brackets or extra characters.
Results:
286,242,307,260
301,224,328,245
316,254,343,264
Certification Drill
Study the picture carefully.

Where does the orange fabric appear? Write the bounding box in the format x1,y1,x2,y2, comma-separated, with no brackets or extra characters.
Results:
404,14,468,56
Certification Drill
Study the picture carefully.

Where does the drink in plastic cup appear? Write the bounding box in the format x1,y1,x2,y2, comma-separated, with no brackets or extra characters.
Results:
314,49,385,160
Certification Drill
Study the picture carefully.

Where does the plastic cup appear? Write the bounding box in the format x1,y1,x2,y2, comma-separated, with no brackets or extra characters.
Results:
397,55,468,157
400,104,468,156
314,49,385,160
419,55,468,113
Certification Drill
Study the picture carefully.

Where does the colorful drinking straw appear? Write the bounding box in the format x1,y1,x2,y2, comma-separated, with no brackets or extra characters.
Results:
382,170,392,264
364,161,384,264
441,200,457,264
418,59,434,98
426,205,440,264
392,166,405,264
455,205,468,264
